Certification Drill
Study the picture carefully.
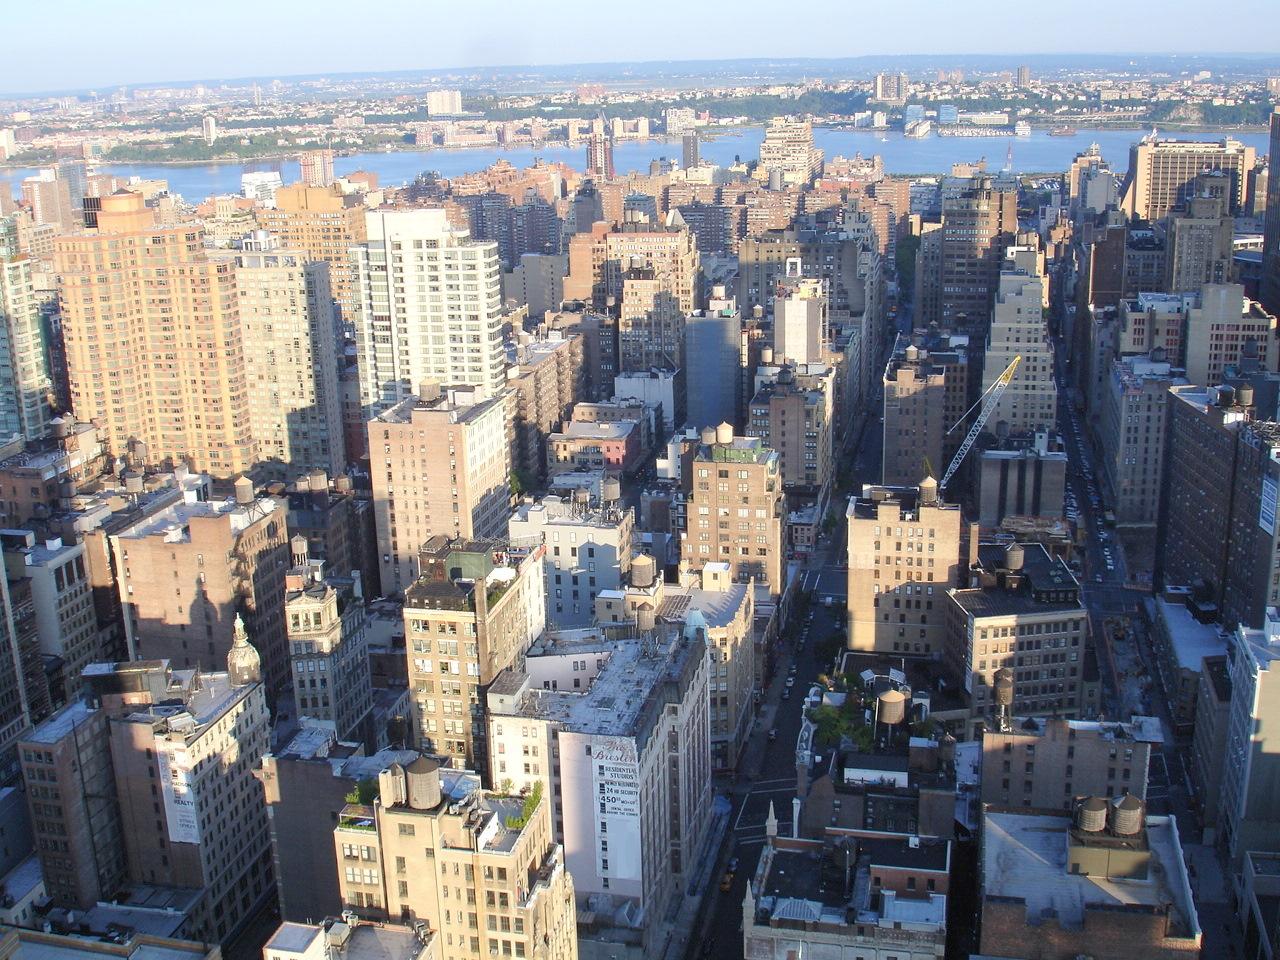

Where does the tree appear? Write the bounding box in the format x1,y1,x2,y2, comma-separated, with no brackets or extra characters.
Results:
344,777,379,805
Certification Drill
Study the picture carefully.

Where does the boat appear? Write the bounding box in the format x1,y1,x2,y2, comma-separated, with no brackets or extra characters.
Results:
1049,125,1077,137
1014,121,1032,137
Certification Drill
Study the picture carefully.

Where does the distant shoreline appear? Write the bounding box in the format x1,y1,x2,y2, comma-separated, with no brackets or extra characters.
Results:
1,120,1268,172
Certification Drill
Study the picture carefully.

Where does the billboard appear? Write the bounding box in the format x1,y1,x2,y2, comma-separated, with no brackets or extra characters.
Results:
155,738,201,844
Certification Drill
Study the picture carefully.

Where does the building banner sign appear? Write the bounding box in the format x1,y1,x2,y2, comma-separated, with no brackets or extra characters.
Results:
1262,474,1278,535
156,739,201,844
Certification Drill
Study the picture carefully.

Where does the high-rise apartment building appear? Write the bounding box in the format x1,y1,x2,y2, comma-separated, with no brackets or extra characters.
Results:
424,89,463,116
1263,109,1280,317
403,537,546,770
507,330,586,485
54,192,256,477
871,72,910,103
333,758,578,959
772,267,827,366
1183,283,1276,388
586,132,614,180
228,233,344,479
508,488,634,629
0,217,51,442
1120,135,1257,220
353,209,507,418
107,479,291,690
20,170,74,233
684,286,741,431
983,250,1057,435
485,624,710,956
256,183,368,324
846,479,970,658
1099,355,1185,525
299,149,336,188
757,119,824,187
369,384,510,594
611,220,701,374
935,179,1018,330
680,424,783,593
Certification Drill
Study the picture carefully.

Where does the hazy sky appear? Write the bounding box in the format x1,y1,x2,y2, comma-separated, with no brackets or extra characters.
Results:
2,0,1277,94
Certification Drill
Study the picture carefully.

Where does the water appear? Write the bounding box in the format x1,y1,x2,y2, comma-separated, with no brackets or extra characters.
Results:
2,126,1271,203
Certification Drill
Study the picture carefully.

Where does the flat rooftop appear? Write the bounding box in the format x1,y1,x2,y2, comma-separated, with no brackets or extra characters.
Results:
982,809,1199,937
24,700,96,744
1155,597,1228,672
500,629,698,739
115,495,280,542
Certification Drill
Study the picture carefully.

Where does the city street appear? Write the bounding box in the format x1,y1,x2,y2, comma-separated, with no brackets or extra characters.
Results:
689,349,887,959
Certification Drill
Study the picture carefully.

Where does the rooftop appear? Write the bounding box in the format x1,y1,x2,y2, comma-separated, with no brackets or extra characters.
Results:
376,387,503,426
494,628,702,741
1155,596,1229,671
982,808,1199,937
115,494,281,542
23,699,96,744
266,922,433,960
555,420,636,441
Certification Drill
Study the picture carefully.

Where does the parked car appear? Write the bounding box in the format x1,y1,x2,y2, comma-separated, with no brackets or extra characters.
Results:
720,872,734,892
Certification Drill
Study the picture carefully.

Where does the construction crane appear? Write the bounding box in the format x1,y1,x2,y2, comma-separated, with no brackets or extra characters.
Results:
938,356,1021,496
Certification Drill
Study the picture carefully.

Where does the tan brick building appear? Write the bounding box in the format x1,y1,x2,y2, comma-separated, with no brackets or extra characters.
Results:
334,758,577,959
55,192,256,477
680,424,783,594
403,537,545,770
846,479,970,657
369,384,511,595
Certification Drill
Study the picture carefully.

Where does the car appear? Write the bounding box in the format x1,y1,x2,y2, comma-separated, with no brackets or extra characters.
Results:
728,857,740,873
720,872,734,892
1094,574,1104,582
768,728,778,741
785,677,795,688
781,689,791,700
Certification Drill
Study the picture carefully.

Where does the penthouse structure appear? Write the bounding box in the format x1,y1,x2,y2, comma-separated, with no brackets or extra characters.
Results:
486,625,711,958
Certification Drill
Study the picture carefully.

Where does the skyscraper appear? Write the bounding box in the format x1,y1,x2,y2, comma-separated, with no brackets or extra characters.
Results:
299,148,336,188
1120,135,1257,220
586,131,614,180
1262,109,1280,316
54,191,257,477
983,248,1057,436
935,178,1018,331
682,131,700,169
758,118,824,187
227,232,344,478
352,208,507,419
0,217,51,441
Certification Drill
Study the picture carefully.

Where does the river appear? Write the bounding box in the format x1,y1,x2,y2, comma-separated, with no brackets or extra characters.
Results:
2,126,1271,203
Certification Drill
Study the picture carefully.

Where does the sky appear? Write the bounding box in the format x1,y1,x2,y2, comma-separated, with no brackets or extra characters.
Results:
1,0,1278,94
